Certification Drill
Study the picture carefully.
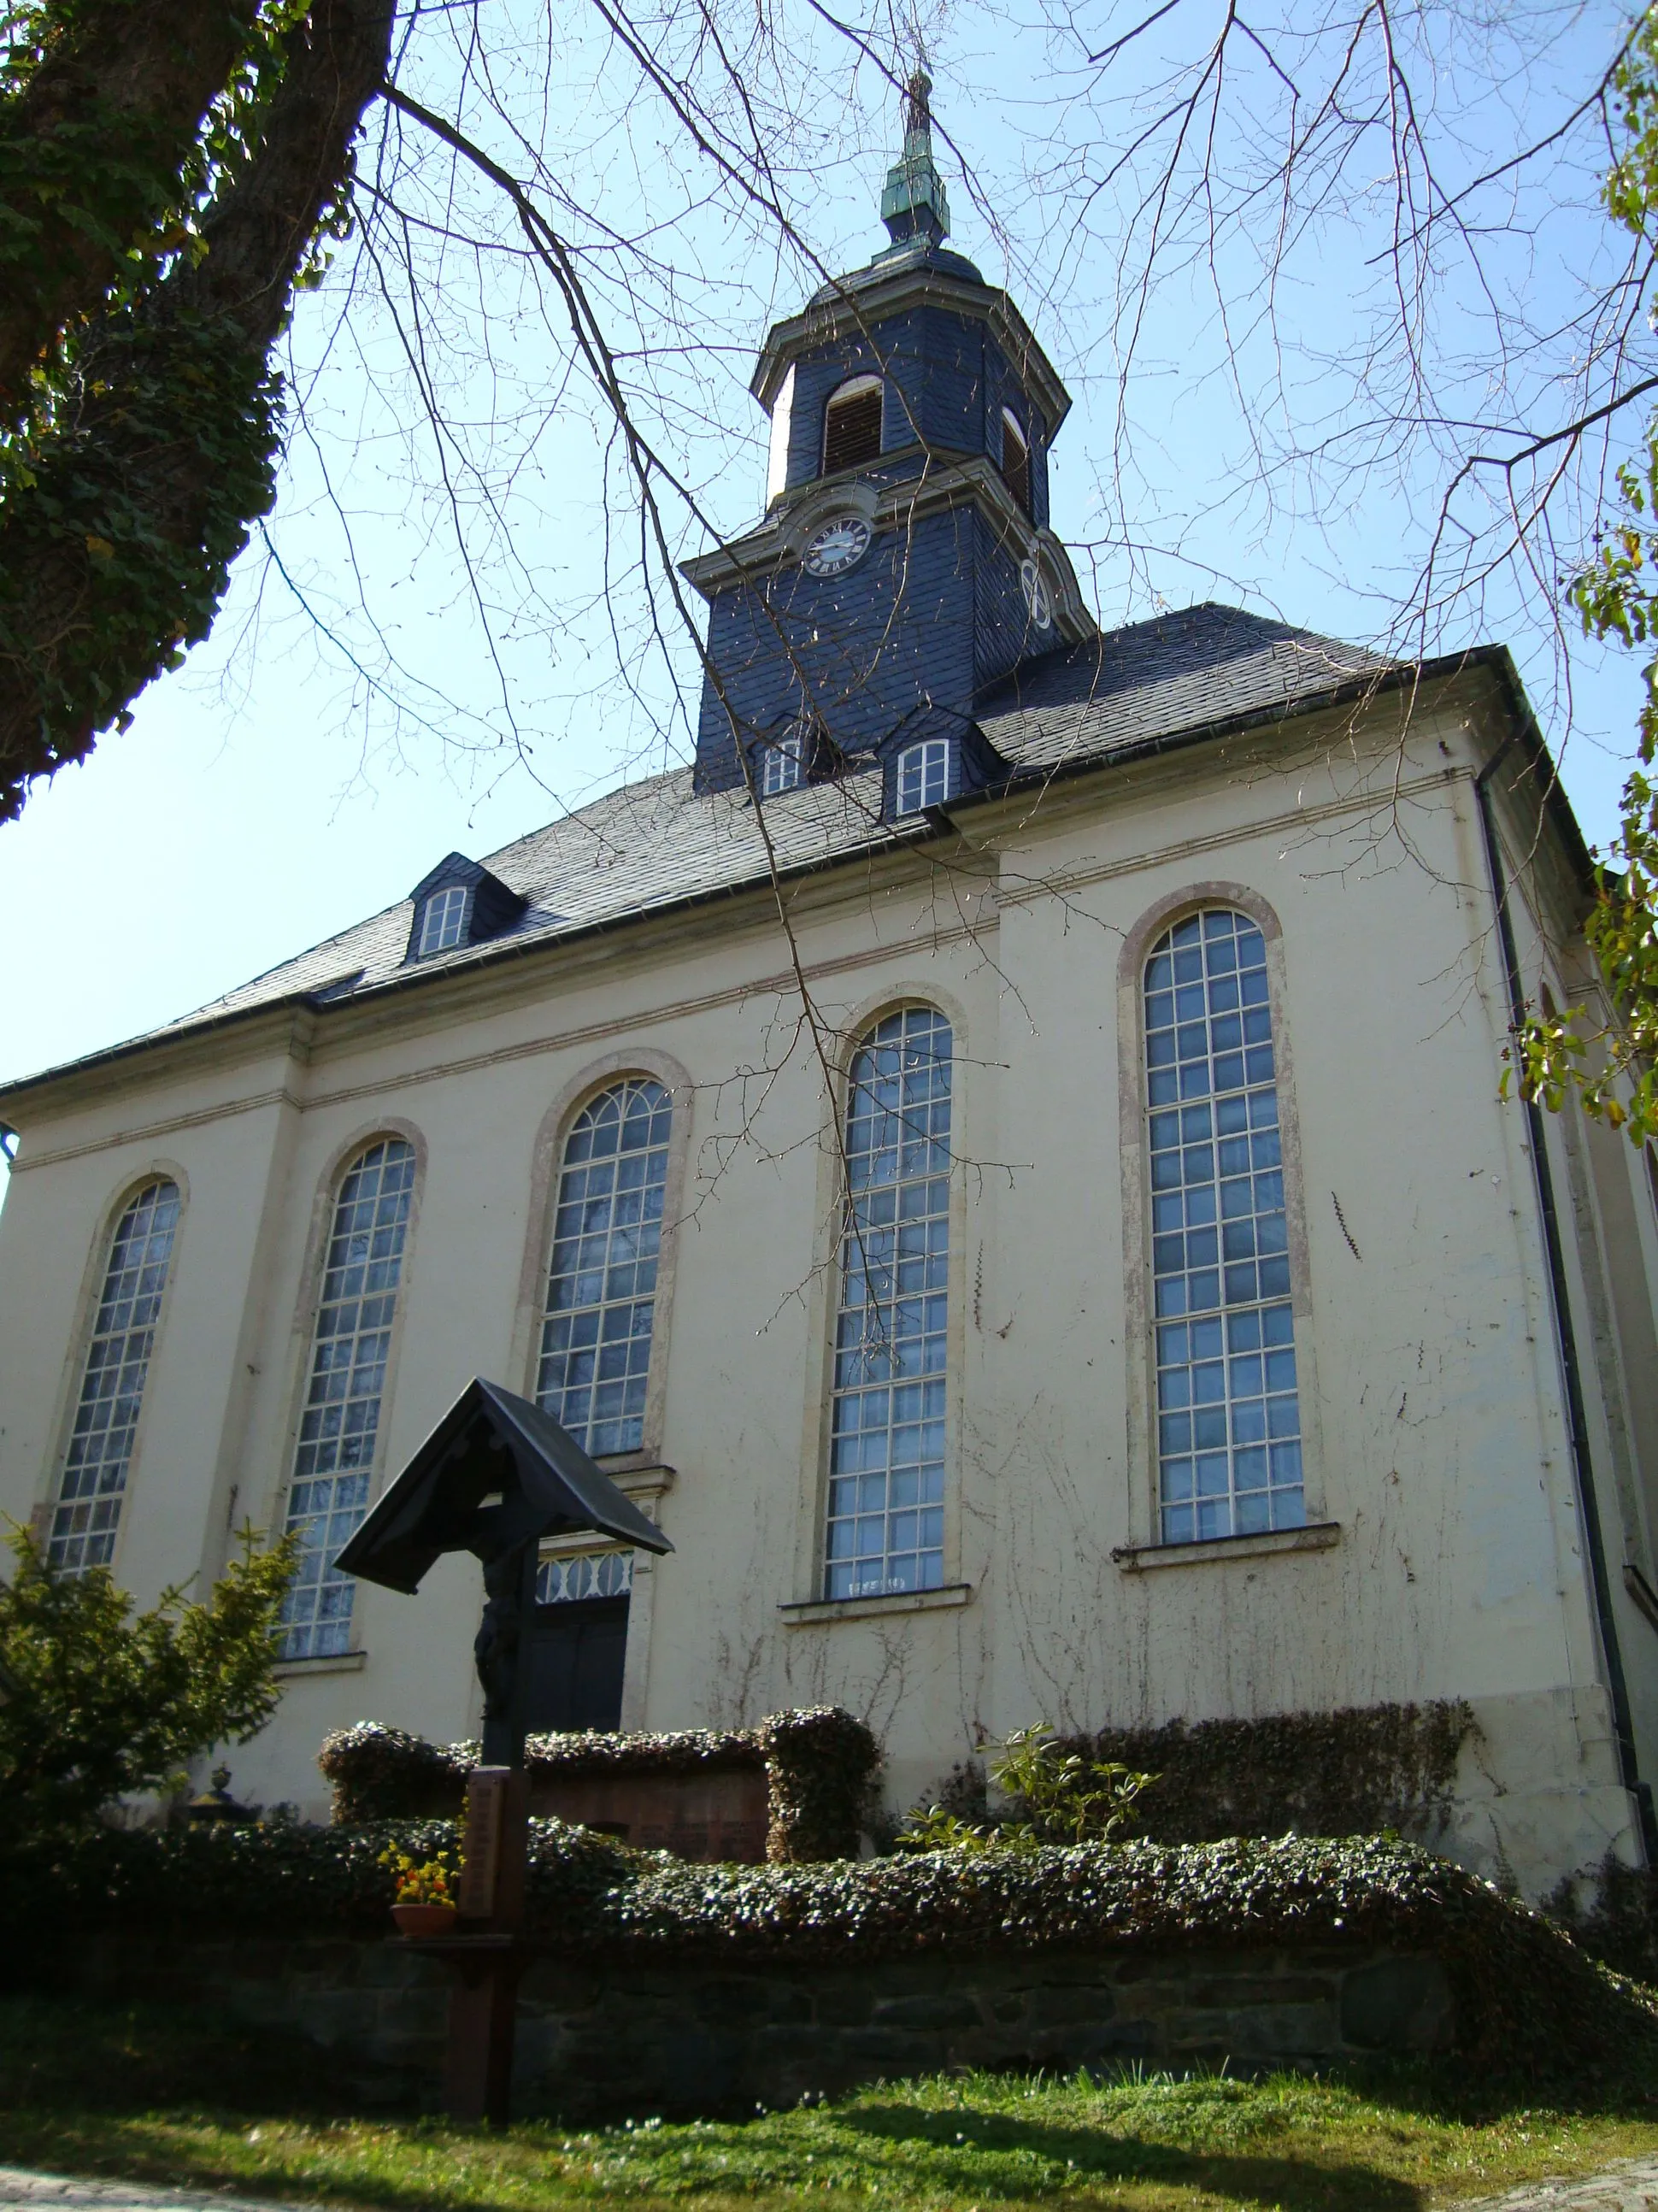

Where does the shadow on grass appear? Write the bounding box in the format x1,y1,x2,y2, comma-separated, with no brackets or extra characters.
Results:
838,2101,1425,2212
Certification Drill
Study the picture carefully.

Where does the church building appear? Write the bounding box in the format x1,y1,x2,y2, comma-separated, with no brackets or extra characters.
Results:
3,84,1658,1898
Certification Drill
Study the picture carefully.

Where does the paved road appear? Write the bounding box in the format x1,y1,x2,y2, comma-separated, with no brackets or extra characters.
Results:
1456,2159,1658,2212
7,2155,1658,2211
0,2172,284,2212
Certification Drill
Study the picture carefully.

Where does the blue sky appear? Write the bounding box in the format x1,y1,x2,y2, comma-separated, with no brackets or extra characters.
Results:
2,0,1645,1149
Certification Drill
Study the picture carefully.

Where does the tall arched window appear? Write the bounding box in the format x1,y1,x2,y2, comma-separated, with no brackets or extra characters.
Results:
823,374,884,474
538,1079,673,1456
825,1006,952,1598
281,1138,416,1657
1144,910,1303,1543
50,1179,181,1573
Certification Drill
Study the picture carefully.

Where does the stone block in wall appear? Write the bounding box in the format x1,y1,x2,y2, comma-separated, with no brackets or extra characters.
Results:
1340,1957,1454,2052
37,1932,1473,2116
1014,1982,1119,2027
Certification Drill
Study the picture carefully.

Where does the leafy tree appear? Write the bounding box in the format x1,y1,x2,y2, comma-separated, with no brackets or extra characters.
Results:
1508,9,1658,1151
0,0,392,819
0,1520,298,1835
898,1724,1156,1855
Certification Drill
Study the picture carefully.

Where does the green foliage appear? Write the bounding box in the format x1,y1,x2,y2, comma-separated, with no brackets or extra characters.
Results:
1508,6,1658,1147
1076,1703,1475,1845
317,1707,881,1863
3,1819,1652,2075
8,2006,1658,2212
0,1519,297,1835
898,1722,1156,1852
0,0,386,816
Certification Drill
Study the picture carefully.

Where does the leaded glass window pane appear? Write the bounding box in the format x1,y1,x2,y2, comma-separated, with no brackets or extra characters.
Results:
825,1005,951,1598
1144,909,1304,1543
896,740,950,815
418,885,468,956
537,1550,634,1603
281,1138,417,1657
49,1180,181,1574
537,1079,673,1456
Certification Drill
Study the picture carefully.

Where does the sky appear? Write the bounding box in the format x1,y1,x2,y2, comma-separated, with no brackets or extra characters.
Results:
2,0,1648,1180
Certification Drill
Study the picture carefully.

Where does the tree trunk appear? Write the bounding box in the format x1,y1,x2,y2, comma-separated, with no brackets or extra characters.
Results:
0,0,262,415
0,0,396,819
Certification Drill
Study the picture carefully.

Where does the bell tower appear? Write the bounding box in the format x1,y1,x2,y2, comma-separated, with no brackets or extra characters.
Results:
682,72,1095,807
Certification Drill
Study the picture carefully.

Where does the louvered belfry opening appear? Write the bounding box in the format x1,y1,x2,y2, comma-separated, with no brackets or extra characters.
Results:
824,379,883,474
1001,409,1031,515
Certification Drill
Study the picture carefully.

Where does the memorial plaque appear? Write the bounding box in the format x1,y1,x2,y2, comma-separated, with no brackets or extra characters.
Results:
459,1768,509,1920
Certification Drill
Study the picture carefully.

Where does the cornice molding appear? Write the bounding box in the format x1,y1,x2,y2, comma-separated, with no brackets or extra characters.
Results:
679,454,1096,647
750,264,1072,434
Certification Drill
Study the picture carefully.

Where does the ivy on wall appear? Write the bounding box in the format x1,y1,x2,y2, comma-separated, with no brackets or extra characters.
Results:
316,1707,880,1862
1038,1702,1479,1844
4,1818,1650,2074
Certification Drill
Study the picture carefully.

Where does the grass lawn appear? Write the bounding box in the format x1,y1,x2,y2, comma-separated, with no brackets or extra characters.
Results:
3,1995,1657,2212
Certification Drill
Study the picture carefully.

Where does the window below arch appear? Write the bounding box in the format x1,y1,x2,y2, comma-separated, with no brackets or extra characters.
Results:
280,1138,417,1657
1144,909,1303,1543
538,1078,673,1456
823,375,884,474
896,738,951,815
50,1179,181,1574
1000,407,1031,515
825,1006,952,1598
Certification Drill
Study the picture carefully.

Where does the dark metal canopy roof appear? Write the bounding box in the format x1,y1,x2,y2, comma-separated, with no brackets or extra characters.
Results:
334,1377,672,1594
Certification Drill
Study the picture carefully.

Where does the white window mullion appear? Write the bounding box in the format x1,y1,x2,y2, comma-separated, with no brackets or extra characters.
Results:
825,1006,952,1597
280,1138,416,1657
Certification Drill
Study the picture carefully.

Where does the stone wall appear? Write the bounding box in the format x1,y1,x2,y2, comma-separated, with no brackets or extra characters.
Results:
50,1933,1454,2118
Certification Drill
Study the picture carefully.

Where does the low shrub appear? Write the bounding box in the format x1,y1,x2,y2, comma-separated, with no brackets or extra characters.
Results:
316,1706,879,1861
3,1817,1651,2074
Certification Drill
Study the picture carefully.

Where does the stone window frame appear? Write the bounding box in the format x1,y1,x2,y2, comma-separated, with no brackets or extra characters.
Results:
270,1116,430,1657
38,1161,190,1580
790,986,972,1618
1115,884,1328,1556
511,1050,695,1476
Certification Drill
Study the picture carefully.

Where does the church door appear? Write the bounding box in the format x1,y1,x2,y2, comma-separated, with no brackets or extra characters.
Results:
524,1552,631,1733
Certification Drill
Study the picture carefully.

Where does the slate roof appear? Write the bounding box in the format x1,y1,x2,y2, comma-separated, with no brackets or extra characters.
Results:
7,603,1396,1087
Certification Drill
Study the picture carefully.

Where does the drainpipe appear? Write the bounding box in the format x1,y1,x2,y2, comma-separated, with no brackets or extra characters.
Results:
1474,734,1657,1862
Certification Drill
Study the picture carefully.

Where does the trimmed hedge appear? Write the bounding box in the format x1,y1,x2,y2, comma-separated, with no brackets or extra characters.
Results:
4,1817,1652,2074
317,1707,879,1861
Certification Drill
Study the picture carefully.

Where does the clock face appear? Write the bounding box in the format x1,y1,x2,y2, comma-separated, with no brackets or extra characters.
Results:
803,515,872,578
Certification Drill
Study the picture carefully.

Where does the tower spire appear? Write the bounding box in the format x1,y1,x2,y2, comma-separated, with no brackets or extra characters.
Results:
879,63,950,250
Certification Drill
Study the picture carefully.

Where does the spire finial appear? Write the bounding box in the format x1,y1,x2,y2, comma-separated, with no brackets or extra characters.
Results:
879,60,950,250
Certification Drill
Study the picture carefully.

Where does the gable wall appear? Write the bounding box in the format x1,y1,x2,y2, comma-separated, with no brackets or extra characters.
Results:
1,689,1652,1893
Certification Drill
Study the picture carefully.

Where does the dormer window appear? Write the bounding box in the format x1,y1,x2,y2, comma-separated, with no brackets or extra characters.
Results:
761,727,804,795
897,738,951,815
823,375,884,474
1000,407,1031,516
404,851,529,965
417,884,469,956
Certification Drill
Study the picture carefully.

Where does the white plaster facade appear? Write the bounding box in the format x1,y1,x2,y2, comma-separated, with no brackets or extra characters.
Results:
3,662,1657,1898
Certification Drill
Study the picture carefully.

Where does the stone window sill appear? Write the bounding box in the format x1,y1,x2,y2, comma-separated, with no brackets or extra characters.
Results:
1113,1522,1340,1574
779,1583,972,1627
273,1649,368,1679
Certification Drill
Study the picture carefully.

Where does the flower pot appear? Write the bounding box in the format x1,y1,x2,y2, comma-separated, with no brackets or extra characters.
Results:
392,1901,458,1938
